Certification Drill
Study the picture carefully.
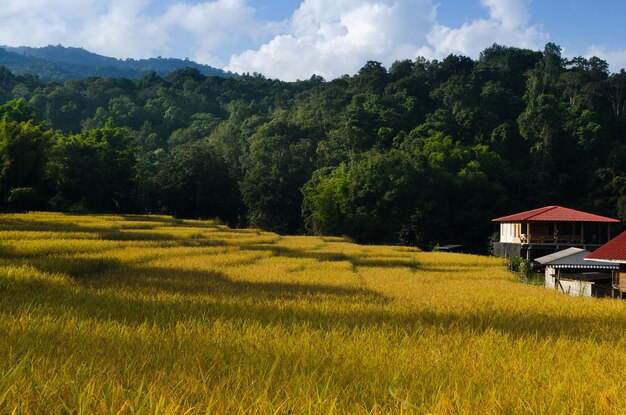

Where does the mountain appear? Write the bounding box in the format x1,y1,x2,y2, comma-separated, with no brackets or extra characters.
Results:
0,44,236,82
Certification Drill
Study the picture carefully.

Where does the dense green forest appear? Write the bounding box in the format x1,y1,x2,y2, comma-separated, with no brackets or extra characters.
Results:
0,45,235,82
1,42,626,252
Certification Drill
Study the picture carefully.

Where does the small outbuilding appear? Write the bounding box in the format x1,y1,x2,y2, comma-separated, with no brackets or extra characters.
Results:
434,244,462,252
535,247,617,297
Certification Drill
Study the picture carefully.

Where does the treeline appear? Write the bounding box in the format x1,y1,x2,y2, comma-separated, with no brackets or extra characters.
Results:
1,43,626,252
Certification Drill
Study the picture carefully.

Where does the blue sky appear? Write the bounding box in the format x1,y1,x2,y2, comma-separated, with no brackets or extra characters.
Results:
1,0,625,80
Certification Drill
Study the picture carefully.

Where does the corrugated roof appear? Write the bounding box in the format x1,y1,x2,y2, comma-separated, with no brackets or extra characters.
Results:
535,247,585,264
586,231,626,262
535,248,617,268
492,205,619,223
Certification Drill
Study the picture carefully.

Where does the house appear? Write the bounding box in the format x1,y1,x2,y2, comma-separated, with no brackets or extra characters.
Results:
585,230,626,298
492,205,619,260
535,247,617,297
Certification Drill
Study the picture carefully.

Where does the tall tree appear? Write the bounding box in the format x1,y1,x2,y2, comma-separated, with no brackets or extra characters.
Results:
241,112,315,233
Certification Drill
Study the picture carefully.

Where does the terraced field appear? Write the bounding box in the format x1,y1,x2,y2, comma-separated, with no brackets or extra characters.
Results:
1,212,626,413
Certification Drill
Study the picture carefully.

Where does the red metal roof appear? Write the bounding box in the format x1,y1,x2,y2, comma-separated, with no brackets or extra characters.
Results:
586,231,626,262
492,205,619,223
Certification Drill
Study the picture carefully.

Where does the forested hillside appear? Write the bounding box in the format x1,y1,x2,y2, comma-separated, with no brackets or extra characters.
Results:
0,45,235,82
1,43,625,252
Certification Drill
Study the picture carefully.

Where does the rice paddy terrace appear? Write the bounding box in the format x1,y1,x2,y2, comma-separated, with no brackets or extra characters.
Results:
1,212,626,413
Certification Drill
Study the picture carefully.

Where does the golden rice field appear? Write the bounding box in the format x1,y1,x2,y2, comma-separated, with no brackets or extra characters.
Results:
2,212,626,414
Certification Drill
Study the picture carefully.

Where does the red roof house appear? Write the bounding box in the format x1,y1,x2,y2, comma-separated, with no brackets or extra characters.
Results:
492,205,619,223
492,205,619,260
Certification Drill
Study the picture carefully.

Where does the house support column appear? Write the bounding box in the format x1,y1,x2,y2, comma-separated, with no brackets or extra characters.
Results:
581,222,584,244
554,221,558,243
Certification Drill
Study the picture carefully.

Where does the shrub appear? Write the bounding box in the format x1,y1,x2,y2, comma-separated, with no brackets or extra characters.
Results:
510,256,523,272
7,187,43,211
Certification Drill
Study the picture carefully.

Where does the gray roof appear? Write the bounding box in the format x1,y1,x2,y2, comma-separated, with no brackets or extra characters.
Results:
535,248,617,269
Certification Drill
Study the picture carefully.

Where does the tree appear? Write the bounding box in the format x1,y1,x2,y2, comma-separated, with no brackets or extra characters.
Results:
155,140,241,224
0,115,52,205
51,125,136,211
0,98,38,123
302,165,352,236
303,150,427,245
352,61,388,95
241,113,315,233
602,71,626,119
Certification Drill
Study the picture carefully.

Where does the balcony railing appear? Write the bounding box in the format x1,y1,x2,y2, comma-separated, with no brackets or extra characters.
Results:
520,234,585,244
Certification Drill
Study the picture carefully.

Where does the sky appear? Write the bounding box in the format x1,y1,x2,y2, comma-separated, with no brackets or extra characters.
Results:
1,0,626,81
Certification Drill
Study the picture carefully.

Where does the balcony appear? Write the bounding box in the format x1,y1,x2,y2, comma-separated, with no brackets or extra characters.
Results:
520,234,585,244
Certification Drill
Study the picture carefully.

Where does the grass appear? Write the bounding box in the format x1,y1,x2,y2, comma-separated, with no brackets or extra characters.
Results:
1,212,626,413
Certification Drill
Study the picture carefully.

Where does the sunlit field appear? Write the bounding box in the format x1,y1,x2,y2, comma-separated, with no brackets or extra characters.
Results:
2,212,626,413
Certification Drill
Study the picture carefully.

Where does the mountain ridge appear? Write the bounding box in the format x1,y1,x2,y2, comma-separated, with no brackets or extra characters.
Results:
0,44,237,82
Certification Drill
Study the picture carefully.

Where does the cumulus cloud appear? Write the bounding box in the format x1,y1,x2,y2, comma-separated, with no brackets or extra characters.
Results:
0,0,105,47
585,46,626,73
156,0,261,65
227,0,436,80
80,0,168,58
0,0,265,65
227,0,549,81
421,0,547,59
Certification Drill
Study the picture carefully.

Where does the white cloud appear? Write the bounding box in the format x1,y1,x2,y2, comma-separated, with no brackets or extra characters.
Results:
585,46,626,73
481,0,529,29
227,0,548,81
418,0,547,59
81,0,168,58
160,0,257,49
0,0,265,62
0,0,550,80
0,0,105,47
227,0,435,80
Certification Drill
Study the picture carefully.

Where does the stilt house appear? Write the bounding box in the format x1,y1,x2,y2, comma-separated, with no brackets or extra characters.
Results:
492,205,619,260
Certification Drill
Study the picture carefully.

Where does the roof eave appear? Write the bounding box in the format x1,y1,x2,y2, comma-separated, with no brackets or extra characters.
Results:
493,218,619,223
585,257,626,264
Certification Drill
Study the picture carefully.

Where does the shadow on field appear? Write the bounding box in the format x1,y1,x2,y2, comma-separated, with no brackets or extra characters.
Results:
6,272,626,343
0,214,208,233
0,216,176,234
30,256,123,279
8,214,626,343
245,244,420,271
5,251,626,343
120,266,391,302
1,241,389,303
0,215,272,247
0,217,106,233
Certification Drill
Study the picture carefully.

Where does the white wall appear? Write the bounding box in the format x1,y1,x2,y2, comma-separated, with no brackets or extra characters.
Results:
500,223,522,243
500,223,513,243
560,279,593,297
545,267,593,297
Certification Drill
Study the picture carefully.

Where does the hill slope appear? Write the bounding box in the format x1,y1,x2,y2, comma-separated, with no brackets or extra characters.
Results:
1,212,626,413
0,44,236,82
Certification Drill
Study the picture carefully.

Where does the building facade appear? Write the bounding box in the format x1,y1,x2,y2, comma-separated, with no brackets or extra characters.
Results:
492,205,619,260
